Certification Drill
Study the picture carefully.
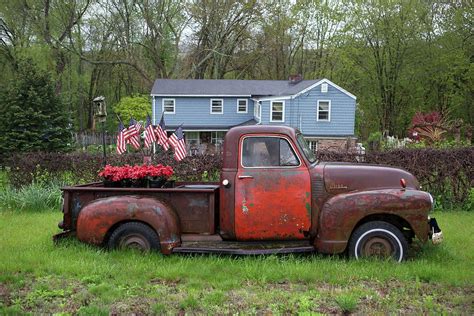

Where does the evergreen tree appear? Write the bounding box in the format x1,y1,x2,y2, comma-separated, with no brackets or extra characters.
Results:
0,59,71,161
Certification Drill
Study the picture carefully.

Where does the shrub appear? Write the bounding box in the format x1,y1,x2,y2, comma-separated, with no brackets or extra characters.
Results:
4,151,222,188
3,147,472,207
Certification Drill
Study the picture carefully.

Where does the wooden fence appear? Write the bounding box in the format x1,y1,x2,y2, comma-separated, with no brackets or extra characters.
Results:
73,131,116,149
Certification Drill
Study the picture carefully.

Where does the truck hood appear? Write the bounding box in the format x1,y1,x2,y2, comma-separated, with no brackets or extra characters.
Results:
322,162,419,194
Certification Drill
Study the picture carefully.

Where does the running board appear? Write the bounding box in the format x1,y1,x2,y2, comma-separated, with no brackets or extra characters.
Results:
172,240,315,255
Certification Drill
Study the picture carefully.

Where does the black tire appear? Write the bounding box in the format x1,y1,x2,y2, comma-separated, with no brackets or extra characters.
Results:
107,222,160,252
348,221,408,262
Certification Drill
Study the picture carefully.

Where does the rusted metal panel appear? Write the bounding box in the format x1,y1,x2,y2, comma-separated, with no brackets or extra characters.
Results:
76,196,180,254
234,134,312,241
323,162,420,193
63,183,219,235
315,189,432,254
219,169,236,239
173,240,314,255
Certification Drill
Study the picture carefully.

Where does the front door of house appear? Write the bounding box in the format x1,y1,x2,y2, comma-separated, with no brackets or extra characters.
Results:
234,135,311,240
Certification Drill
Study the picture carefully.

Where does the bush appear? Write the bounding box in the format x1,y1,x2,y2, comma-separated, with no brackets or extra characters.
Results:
4,151,222,188
3,147,472,208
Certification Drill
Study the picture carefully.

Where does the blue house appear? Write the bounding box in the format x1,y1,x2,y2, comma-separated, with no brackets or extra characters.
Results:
150,78,356,153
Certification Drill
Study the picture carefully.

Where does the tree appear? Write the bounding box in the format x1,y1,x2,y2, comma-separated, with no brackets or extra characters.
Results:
0,59,71,161
113,95,150,123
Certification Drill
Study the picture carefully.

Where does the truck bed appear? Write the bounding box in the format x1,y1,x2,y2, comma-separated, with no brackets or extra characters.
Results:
61,182,220,234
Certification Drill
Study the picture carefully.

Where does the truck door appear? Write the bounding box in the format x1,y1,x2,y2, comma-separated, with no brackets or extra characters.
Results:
235,135,311,240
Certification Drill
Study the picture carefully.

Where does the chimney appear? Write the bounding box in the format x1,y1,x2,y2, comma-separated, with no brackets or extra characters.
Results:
288,74,303,84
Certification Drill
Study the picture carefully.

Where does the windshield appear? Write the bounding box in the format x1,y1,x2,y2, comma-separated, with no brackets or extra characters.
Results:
296,134,317,163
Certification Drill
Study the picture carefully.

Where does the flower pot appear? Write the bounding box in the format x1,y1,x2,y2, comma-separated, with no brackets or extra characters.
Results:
130,179,147,188
103,179,121,187
163,180,175,188
149,178,166,188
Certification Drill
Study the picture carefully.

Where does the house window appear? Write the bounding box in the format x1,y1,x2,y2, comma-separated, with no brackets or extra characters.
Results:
237,99,248,113
317,100,330,121
210,99,223,114
162,99,175,114
321,83,328,93
254,101,261,121
241,137,299,168
308,140,318,153
211,131,226,145
271,101,285,122
186,131,200,155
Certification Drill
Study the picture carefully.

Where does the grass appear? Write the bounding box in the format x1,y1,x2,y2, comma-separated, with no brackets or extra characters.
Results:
0,209,473,314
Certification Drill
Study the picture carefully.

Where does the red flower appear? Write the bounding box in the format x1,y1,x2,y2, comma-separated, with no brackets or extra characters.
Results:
98,164,174,182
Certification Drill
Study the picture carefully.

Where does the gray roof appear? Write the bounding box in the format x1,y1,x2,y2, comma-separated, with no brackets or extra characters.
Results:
151,79,321,97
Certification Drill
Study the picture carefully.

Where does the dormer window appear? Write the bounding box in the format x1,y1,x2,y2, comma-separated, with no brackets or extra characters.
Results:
321,83,328,93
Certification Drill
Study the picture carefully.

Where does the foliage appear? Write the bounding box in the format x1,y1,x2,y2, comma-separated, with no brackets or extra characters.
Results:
113,95,150,123
4,146,473,207
0,1,472,137
408,111,467,144
0,210,472,314
0,181,62,212
5,151,222,188
335,293,358,313
0,59,72,162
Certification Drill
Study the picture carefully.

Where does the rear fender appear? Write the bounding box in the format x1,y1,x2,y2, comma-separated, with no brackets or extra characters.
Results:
314,189,431,254
77,195,181,254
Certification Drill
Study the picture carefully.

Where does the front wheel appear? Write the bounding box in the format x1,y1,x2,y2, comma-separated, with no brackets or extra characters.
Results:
107,222,160,252
348,221,408,262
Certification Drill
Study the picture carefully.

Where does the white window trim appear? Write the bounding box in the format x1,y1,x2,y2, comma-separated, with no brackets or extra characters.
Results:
237,99,248,113
321,83,328,93
317,100,331,122
210,98,224,114
270,100,285,122
162,98,175,114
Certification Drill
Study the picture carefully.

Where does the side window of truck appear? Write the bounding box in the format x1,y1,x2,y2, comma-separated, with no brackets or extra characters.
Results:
242,137,299,167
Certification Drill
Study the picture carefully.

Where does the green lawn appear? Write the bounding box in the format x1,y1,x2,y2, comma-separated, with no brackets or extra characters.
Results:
0,210,473,314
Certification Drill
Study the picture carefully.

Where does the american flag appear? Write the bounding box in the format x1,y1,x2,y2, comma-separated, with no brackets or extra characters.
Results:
124,118,141,149
116,122,126,154
169,126,186,161
144,114,157,148
155,114,169,151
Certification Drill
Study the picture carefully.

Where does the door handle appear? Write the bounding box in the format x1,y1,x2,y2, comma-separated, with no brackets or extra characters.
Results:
238,175,254,179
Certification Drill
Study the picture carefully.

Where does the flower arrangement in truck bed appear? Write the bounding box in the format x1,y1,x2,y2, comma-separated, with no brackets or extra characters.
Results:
98,164,174,188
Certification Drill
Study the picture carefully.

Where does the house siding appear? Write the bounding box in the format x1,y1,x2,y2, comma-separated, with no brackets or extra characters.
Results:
259,83,355,136
153,96,255,129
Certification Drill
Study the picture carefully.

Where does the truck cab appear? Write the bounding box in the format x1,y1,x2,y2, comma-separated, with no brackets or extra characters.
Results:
56,125,442,262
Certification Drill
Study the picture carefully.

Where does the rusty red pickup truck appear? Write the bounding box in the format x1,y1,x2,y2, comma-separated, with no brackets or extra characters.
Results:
55,125,442,262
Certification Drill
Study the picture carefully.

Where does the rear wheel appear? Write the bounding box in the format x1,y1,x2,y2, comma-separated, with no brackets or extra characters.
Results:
107,222,160,252
348,221,407,262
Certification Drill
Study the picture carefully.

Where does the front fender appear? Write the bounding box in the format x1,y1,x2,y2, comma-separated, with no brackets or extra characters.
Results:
314,189,431,254
77,195,181,254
